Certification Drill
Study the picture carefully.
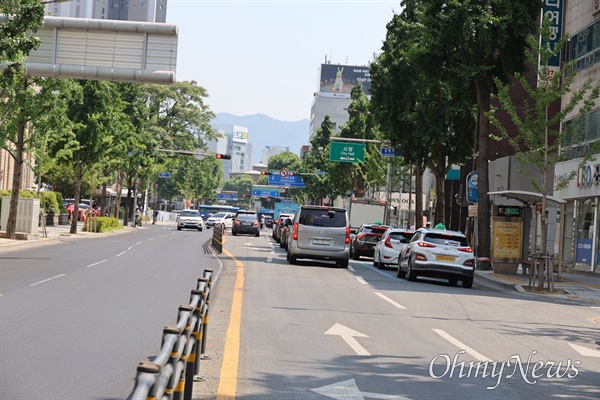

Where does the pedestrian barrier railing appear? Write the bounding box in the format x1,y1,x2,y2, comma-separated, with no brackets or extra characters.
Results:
130,269,213,400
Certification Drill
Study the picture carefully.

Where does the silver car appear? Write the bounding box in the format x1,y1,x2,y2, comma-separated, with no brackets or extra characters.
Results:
398,227,475,288
287,205,350,268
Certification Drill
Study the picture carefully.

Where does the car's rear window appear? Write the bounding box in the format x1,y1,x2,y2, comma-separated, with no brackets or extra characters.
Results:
425,233,469,247
298,209,346,227
390,231,413,241
237,214,258,221
365,226,388,235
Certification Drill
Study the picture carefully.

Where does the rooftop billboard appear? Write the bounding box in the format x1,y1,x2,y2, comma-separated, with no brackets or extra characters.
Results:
319,64,371,99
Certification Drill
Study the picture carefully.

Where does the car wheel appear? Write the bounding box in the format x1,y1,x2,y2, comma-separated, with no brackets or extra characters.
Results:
286,250,290,261
396,263,406,278
337,259,349,268
352,249,360,261
373,257,379,267
198,227,203,231
462,277,474,289
448,279,458,286
406,258,417,281
289,254,297,265
232,231,237,236
255,231,260,237
279,241,286,248
177,226,182,231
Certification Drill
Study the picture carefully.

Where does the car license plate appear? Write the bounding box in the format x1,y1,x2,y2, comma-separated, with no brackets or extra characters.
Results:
436,255,455,262
313,239,330,245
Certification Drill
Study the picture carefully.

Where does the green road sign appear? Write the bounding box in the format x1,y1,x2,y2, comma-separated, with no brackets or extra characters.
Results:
329,142,365,163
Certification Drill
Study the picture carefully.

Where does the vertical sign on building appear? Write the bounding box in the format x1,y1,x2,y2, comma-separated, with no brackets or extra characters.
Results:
542,0,564,77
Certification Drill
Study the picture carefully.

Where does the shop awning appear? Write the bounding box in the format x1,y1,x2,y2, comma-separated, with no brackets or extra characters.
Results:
488,190,566,208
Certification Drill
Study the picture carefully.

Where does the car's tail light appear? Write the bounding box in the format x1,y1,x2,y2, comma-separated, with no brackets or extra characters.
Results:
417,242,436,248
345,226,351,244
458,247,473,253
384,236,393,248
464,259,475,267
253,222,259,227
292,222,298,240
356,233,366,241
415,253,427,261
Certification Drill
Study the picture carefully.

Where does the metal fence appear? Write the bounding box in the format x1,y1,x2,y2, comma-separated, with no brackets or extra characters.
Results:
130,269,213,400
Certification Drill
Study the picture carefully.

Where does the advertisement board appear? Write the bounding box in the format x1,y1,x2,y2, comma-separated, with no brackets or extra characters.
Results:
319,64,371,99
492,221,522,259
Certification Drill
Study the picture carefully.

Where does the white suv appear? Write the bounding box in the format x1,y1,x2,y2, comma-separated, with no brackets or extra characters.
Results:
287,205,350,268
397,227,475,288
176,209,205,231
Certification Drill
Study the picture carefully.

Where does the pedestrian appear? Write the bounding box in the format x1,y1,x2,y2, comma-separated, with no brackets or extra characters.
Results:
153,209,159,225
260,215,266,231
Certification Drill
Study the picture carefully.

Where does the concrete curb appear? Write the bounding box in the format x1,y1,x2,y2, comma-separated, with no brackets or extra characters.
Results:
474,271,519,291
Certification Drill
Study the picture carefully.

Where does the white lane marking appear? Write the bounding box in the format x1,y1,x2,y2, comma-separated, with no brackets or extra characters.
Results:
86,260,107,268
30,274,66,287
569,343,600,358
375,292,406,309
116,251,127,257
161,235,169,238
128,245,134,250
148,238,155,241
136,241,143,245
270,250,276,255
348,265,356,272
360,261,400,279
325,324,370,356
312,379,412,399
267,257,273,263
433,329,491,362
356,276,368,285
591,306,600,309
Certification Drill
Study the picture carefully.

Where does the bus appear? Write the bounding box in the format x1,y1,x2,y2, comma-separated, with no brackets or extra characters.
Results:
197,205,239,220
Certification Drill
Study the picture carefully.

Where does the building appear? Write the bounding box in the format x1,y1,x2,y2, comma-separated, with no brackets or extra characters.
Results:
261,145,289,164
309,63,372,141
44,0,168,23
208,125,253,180
0,149,35,192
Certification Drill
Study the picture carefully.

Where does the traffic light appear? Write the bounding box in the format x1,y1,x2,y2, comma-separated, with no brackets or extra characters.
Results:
261,170,272,175
215,153,231,160
289,171,296,177
242,194,246,198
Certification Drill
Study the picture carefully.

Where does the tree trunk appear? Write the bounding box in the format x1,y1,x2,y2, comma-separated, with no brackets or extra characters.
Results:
475,75,492,259
434,171,446,226
5,120,26,239
69,162,83,234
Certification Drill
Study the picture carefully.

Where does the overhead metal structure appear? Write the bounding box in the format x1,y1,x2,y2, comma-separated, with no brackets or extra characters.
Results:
6,16,178,84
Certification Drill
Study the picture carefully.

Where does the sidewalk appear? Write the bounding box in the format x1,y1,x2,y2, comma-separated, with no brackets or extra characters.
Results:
475,266,600,304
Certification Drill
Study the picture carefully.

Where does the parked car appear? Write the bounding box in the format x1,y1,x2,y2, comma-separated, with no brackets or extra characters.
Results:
373,228,414,269
397,227,475,288
287,205,350,268
279,217,293,249
232,212,260,236
273,213,294,242
264,215,274,228
349,224,390,260
206,212,235,230
66,203,100,221
176,209,205,231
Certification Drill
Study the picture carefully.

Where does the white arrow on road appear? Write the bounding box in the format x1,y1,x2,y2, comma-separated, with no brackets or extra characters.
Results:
569,343,600,358
311,379,412,400
325,323,370,356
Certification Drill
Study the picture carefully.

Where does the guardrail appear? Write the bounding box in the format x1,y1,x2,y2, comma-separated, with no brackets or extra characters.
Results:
130,269,213,400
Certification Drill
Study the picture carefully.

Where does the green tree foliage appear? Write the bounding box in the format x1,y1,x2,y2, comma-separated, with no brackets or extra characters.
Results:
222,175,255,200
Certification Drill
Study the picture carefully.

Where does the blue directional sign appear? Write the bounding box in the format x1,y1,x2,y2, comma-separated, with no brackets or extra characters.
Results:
268,174,306,188
380,147,398,157
158,172,171,178
252,187,280,197
467,171,478,202
216,193,237,200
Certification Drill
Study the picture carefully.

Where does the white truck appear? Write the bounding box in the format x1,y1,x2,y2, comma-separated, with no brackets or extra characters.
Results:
347,197,388,232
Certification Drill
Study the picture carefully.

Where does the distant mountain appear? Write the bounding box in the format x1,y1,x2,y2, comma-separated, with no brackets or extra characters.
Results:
212,113,310,165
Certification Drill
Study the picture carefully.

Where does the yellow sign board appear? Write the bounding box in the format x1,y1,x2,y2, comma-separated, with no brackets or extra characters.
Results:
492,221,522,259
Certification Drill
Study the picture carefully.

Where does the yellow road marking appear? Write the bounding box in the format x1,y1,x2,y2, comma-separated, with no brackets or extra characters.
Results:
216,249,244,400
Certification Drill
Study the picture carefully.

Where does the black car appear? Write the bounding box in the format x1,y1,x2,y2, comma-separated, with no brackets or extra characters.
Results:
350,224,390,260
232,213,260,236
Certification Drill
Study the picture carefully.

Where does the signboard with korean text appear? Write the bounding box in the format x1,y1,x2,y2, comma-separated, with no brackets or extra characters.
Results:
252,186,280,197
330,142,365,163
158,172,171,178
466,171,478,202
267,174,306,188
492,221,522,259
542,0,563,72
216,191,237,200
319,64,371,99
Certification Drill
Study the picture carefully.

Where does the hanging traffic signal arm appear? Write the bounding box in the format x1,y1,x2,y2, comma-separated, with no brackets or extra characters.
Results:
216,153,232,160
261,171,272,175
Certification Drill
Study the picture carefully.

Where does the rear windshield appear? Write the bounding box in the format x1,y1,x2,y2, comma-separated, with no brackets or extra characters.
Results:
364,226,388,234
390,232,413,241
425,232,469,247
237,214,258,221
298,209,346,228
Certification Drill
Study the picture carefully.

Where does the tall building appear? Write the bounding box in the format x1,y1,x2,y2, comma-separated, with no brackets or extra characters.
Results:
261,145,289,164
208,125,253,179
309,63,372,141
45,0,168,23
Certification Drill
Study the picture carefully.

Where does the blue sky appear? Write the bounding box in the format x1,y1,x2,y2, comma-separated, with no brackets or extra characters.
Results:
167,1,400,122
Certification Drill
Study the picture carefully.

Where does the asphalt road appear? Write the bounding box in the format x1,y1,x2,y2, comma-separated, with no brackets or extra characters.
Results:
202,232,600,400
0,225,218,400
1,227,599,400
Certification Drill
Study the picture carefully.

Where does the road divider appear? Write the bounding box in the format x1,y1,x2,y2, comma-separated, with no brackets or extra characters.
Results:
130,269,214,400
211,225,224,253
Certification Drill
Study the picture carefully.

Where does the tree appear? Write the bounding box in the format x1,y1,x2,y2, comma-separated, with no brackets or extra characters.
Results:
222,175,255,200
488,17,600,289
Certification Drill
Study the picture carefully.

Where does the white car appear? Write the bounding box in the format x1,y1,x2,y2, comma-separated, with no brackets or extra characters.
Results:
176,209,205,231
373,228,414,269
206,212,235,230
